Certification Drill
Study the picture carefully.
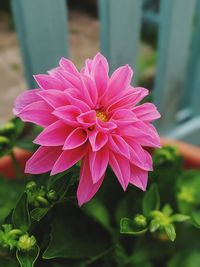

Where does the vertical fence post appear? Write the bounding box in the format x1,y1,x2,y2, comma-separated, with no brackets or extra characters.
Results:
154,0,196,133
189,3,200,114
11,0,68,88
99,0,142,78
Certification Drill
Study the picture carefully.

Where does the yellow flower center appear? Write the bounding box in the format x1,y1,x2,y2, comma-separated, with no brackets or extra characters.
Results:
96,110,108,122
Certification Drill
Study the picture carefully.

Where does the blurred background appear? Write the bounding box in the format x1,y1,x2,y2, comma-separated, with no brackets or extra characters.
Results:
0,0,200,144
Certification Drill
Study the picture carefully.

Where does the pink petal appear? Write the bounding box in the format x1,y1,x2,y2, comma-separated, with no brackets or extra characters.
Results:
33,121,72,146
58,70,82,89
77,155,104,206
77,110,96,128
109,152,130,190
96,120,117,132
81,58,93,75
108,134,130,158
36,89,69,108
18,100,56,127
106,65,133,100
132,103,161,121
65,93,90,113
63,127,88,150
80,75,98,108
130,165,148,191
13,89,41,115
89,129,108,151
59,57,80,77
93,56,109,98
51,144,88,175
119,121,161,148
110,109,137,125
89,146,109,183
53,105,81,126
106,87,149,113
34,74,66,90
128,140,153,171
25,146,61,174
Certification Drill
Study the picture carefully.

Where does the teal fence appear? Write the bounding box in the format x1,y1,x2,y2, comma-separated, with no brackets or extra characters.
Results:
11,0,200,145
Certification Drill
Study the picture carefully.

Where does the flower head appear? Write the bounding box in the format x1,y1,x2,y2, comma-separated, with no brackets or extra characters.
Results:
14,53,161,206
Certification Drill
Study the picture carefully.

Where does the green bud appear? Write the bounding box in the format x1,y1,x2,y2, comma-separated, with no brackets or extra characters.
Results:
134,214,147,227
0,122,15,136
0,136,10,149
26,181,37,192
47,189,58,201
18,234,36,251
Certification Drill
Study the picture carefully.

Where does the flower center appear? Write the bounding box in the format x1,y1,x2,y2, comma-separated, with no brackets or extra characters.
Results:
96,110,108,122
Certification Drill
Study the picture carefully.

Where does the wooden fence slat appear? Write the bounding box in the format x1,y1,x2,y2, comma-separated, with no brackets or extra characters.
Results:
154,0,196,133
11,0,68,88
99,0,142,78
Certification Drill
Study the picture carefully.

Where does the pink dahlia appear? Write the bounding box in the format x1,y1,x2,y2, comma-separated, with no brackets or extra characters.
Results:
14,53,161,206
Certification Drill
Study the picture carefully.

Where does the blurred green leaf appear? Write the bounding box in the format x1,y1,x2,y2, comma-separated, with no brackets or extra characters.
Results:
142,184,160,217
170,214,190,223
12,193,30,232
149,219,160,232
164,224,176,242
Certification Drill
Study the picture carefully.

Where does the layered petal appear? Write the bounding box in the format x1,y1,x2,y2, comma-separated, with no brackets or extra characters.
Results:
34,74,66,90
17,100,56,127
25,146,61,174
36,89,69,108
53,105,81,126
109,152,130,190
130,165,148,191
63,128,88,150
33,121,72,146
89,128,108,151
89,146,109,183
132,103,161,121
51,144,88,175
77,155,104,206
13,89,41,115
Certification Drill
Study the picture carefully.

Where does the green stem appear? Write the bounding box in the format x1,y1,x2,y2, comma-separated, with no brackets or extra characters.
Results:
10,151,23,179
36,196,49,206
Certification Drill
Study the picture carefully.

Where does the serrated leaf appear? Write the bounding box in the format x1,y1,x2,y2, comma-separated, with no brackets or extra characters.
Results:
30,208,49,222
164,224,176,242
16,245,40,267
12,193,30,232
120,218,147,235
142,184,160,217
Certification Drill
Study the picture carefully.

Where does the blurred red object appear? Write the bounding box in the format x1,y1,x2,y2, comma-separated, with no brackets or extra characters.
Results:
161,137,200,169
0,148,32,180
0,138,200,180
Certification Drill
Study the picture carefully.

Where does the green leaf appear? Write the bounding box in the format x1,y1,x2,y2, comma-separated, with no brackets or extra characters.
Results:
30,208,49,222
191,212,200,228
16,245,40,267
164,224,176,242
142,184,160,217
83,199,111,231
149,219,160,232
12,193,30,232
120,218,147,235
170,214,190,222
43,202,112,259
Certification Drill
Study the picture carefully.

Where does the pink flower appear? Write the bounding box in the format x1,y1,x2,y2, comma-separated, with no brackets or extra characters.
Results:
14,53,161,206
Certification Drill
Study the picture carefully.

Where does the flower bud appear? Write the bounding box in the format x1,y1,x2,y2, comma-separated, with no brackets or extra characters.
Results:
134,214,147,227
0,136,11,157
47,189,58,201
18,234,36,251
0,122,15,136
26,181,37,192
